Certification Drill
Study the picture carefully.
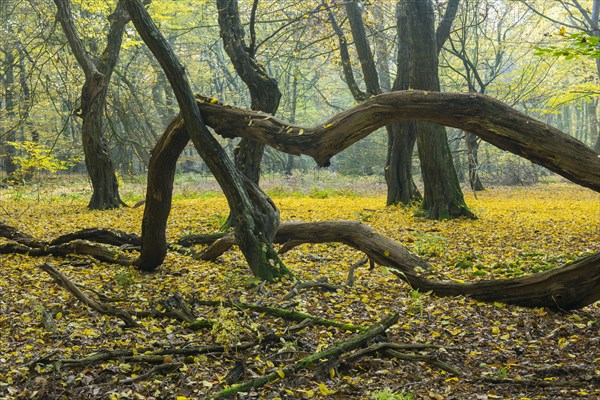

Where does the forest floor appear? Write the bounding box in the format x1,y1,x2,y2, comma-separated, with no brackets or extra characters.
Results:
0,177,599,399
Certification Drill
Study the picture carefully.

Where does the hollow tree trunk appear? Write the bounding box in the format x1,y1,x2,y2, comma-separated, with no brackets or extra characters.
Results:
404,0,472,219
126,0,290,280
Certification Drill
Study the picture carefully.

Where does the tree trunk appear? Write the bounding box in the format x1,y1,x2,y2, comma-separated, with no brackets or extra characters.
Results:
82,95,122,209
404,0,472,219
588,98,600,153
216,0,281,184
2,48,17,178
466,132,484,191
53,0,126,209
385,1,421,206
344,0,381,96
125,0,291,280
385,123,420,205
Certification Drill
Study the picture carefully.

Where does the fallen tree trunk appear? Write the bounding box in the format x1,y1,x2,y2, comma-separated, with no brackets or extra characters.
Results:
197,221,600,311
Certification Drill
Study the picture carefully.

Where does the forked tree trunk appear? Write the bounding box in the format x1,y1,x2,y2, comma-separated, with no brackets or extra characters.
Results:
217,0,281,184
405,0,472,219
53,0,126,209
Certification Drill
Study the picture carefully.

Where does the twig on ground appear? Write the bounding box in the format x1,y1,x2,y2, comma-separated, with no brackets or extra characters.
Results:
207,313,399,399
347,257,368,287
192,299,364,332
39,263,138,327
343,342,461,376
282,280,341,300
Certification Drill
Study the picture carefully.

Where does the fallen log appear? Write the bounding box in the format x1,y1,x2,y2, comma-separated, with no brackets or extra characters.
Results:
0,239,134,265
196,220,600,311
51,228,141,247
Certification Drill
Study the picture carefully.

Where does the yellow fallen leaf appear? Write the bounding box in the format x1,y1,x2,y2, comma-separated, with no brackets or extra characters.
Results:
319,383,336,395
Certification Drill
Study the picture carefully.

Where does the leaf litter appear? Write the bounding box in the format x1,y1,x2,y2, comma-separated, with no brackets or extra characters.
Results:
0,183,599,399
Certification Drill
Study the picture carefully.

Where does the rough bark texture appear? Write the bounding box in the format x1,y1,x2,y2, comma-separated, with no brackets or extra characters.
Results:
217,0,281,184
125,0,290,280
385,122,420,205
405,0,471,219
53,0,125,209
198,220,600,311
385,1,421,205
190,92,600,193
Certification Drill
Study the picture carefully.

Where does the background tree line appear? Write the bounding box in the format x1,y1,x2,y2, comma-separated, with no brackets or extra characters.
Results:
1,0,599,205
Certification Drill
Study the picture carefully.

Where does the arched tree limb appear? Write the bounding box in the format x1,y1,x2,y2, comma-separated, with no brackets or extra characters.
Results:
192,91,600,192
